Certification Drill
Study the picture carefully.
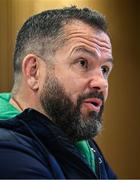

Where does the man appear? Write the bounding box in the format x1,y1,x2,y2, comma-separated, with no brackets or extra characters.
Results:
0,6,117,179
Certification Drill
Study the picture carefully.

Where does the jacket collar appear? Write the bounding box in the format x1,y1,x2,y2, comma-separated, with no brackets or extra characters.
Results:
0,108,100,178
0,108,82,155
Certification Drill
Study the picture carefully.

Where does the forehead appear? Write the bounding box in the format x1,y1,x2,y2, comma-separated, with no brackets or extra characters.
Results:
62,21,112,55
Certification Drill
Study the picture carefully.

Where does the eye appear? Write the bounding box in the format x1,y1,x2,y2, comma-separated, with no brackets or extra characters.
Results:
101,65,110,78
78,59,88,69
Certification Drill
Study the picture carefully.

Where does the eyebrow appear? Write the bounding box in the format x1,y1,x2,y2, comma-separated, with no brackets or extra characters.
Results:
72,47,113,65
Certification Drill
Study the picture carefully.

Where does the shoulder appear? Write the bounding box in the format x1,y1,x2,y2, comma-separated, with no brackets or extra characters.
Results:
0,128,57,178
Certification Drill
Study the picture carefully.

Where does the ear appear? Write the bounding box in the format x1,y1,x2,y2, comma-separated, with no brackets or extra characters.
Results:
22,54,40,91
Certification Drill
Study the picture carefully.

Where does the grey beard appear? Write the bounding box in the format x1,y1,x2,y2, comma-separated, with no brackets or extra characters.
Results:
40,74,104,141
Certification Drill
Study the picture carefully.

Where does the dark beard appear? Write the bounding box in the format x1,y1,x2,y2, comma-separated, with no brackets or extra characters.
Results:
40,74,104,142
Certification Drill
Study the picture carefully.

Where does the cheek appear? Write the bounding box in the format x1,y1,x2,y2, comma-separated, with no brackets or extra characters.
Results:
56,73,86,101
63,77,82,94
104,86,108,102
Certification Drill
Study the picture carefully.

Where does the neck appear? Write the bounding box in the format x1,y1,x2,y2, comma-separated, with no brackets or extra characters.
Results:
10,96,23,112
10,94,48,118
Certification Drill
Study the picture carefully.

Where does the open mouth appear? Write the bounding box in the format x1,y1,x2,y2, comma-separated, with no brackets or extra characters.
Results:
83,98,102,112
91,101,99,107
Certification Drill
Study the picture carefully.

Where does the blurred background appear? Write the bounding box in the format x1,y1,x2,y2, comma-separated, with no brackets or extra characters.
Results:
0,0,139,178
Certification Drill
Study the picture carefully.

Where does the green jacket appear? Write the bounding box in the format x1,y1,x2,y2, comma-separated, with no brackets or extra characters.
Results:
0,92,20,120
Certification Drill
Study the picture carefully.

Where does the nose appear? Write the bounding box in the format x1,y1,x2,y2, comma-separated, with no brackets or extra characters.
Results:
88,72,108,98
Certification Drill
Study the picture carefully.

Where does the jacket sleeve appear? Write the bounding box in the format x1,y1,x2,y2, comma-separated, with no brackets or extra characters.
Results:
0,141,55,179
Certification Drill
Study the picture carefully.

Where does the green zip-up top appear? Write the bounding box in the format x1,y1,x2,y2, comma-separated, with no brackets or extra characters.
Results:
0,93,20,120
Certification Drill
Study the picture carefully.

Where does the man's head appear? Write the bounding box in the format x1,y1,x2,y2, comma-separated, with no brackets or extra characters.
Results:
12,6,113,141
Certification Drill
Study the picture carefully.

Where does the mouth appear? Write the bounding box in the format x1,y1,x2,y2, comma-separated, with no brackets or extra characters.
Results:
83,98,102,113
